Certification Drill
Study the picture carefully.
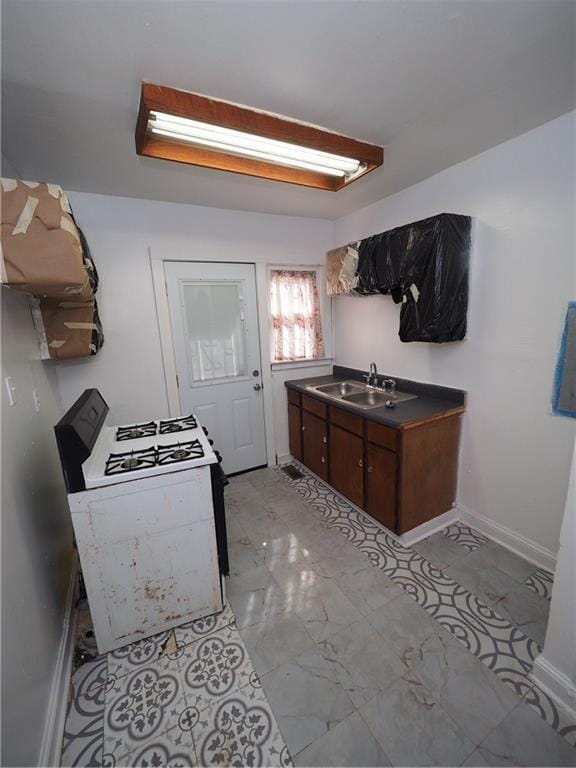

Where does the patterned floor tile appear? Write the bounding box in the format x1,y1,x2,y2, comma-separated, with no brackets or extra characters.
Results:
62,684,106,767
113,722,197,767
193,675,292,767
106,629,172,682
277,464,576,751
70,655,110,700
103,664,189,762
173,604,236,648
524,567,555,600
442,521,489,552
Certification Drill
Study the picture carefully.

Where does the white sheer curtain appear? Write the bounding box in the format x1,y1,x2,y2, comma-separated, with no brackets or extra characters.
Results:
270,270,324,361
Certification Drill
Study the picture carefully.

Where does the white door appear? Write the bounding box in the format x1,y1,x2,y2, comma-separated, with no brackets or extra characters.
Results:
165,261,266,474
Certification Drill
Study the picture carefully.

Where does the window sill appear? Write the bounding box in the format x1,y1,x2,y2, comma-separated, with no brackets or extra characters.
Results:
271,357,333,372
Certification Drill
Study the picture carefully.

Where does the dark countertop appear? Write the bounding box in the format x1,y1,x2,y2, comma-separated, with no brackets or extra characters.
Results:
285,366,466,429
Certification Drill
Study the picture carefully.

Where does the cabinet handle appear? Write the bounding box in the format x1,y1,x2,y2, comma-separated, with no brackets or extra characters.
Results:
322,436,327,444
321,456,326,463
301,425,306,432
367,466,373,473
358,459,363,468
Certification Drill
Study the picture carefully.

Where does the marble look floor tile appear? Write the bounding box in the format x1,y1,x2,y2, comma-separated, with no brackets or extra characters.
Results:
456,540,538,583
193,675,291,767
62,685,106,767
401,630,519,745
360,671,475,767
288,578,364,643
412,531,468,568
239,608,314,676
461,748,491,766
261,648,355,756
227,565,289,630
475,702,576,766
228,537,265,577
224,513,248,543
118,722,197,767
294,711,391,767
317,619,406,708
334,563,404,617
173,604,236,648
444,559,520,609
523,568,554,600
367,592,448,662
496,584,551,646
521,678,576,748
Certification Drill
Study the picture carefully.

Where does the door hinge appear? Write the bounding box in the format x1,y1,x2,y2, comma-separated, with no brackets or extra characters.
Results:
176,374,179,389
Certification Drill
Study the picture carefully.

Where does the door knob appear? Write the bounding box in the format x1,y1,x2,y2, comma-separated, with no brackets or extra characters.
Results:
252,370,260,377
253,383,262,391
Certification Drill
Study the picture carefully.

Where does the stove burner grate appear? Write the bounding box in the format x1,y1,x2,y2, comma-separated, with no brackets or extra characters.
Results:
157,439,205,465
159,415,198,434
105,447,157,476
116,421,158,441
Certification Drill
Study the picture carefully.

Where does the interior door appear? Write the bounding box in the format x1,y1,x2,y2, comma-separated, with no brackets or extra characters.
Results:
165,261,266,475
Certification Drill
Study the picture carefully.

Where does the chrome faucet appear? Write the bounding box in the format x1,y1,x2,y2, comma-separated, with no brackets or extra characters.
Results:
364,362,378,387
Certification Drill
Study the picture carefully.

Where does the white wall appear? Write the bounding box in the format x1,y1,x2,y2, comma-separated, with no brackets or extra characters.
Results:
1,287,75,766
332,112,576,555
57,193,332,455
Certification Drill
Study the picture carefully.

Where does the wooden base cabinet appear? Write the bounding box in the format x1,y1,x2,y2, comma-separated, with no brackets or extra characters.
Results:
286,385,463,536
329,424,364,508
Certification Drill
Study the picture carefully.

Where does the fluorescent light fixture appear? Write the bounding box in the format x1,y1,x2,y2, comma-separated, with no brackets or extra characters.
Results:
149,111,364,178
136,83,384,190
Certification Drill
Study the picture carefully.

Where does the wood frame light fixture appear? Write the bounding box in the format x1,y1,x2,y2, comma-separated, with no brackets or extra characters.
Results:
135,83,383,191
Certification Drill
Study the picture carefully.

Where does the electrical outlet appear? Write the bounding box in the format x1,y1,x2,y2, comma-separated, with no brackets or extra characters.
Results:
4,377,16,406
32,389,40,413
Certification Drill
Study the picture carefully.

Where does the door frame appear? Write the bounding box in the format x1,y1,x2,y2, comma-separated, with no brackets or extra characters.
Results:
149,250,277,468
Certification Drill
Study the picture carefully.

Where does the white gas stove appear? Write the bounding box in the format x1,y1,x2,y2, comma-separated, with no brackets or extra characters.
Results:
55,391,226,654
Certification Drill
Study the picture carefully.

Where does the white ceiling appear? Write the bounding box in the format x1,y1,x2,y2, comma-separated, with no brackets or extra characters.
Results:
2,0,574,220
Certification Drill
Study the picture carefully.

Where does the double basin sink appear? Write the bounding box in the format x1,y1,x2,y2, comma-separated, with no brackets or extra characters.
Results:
307,380,417,410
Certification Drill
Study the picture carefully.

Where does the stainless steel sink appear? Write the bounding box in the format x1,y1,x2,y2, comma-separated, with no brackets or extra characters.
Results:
315,381,366,397
342,390,417,409
307,380,417,409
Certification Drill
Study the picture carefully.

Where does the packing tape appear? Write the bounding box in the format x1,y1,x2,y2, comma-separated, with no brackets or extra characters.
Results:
1,178,17,193
0,240,7,283
49,340,66,349
12,195,39,235
63,322,98,330
60,192,72,214
60,215,81,244
22,180,40,188
47,184,62,199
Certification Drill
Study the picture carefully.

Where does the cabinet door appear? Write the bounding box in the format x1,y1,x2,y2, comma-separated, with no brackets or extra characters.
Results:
288,403,302,461
366,442,397,531
329,424,364,507
302,410,328,480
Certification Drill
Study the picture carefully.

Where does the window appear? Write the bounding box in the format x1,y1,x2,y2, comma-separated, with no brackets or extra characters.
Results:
270,269,325,362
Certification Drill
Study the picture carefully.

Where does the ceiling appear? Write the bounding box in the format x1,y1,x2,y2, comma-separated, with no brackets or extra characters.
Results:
2,0,574,220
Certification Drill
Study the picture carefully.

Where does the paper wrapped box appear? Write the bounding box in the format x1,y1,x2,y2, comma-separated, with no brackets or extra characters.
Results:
0,178,91,299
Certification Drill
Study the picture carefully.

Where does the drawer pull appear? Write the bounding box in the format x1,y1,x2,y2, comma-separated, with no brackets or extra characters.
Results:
322,436,327,444
358,459,363,468
301,425,306,432
321,456,326,463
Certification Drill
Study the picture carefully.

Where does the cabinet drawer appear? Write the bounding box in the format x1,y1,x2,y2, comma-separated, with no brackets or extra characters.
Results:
366,420,398,452
302,393,327,419
328,405,364,436
287,388,301,406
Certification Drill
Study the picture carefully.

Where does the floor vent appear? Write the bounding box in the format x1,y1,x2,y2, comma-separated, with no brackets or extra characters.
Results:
280,463,304,480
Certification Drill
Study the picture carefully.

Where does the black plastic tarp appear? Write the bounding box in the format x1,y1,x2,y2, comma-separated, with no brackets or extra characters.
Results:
355,213,472,343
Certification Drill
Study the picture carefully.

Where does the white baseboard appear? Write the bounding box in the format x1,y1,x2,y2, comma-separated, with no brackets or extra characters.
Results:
398,508,459,547
38,553,79,767
456,503,557,573
531,654,576,716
